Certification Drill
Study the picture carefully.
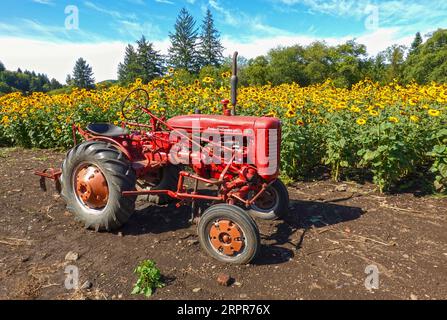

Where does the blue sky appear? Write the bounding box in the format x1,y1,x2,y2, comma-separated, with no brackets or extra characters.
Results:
0,0,446,82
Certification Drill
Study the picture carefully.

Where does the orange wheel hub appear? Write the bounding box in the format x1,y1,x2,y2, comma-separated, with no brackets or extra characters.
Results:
75,165,109,209
209,220,244,256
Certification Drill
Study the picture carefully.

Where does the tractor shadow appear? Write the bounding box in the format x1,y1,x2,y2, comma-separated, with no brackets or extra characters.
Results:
120,202,192,236
254,199,364,266
120,196,364,266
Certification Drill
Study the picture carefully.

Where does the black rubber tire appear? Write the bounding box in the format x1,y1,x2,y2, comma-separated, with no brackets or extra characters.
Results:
143,165,181,205
248,179,290,220
60,141,137,232
198,204,260,265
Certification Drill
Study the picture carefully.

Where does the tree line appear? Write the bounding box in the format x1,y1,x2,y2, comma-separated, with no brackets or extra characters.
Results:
240,29,447,87
1,7,446,95
0,61,62,95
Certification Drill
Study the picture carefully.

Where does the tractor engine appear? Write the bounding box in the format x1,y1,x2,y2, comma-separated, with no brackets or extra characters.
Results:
166,114,281,183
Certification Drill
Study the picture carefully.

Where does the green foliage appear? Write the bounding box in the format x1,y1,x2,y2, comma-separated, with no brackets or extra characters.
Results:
428,129,447,193
71,58,95,89
383,45,406,83
364,53,388,84
410,32,423,54
118,37,164,84
241,40,368,88
240,56,269,86
118,44,140,84
331,40,368,88
199,9,224,68
238,29,447,87
357,122,413,193
280,119,324,180
404,29,447,84
268,45,308,85
0,62,62,95
0,81,13,95
132,260,165,298
47,86,74,96
168,8,200,73
322,113,359,181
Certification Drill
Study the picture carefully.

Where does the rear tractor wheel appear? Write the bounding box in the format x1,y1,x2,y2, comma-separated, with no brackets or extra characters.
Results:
60,141,137,232
137,164,181,205
198,204,260,264
248,179,290,220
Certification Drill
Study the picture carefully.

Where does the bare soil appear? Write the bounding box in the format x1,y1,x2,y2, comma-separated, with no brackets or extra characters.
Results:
0,148,446,300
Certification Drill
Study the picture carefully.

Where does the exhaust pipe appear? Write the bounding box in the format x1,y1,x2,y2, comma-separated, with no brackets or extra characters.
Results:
231,51,238,115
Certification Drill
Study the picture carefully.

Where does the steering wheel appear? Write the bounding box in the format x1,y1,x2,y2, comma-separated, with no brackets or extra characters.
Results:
121,88,166,131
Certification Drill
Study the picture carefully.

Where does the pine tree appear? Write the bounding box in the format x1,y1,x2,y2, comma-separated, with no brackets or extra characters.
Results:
168,8,200,73
199,9,224,68
136,36,163,83
410,32,423,54
118,37,164,84
66,74,73,86
49,78,62,90
0,61,5,72
71,58,95,89
118,44,139,83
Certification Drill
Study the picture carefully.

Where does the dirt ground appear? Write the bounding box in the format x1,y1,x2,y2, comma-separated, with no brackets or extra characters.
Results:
0,147,446,300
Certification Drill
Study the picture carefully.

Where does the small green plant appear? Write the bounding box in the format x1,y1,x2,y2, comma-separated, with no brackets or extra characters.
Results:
428,129,447,193
132,260,165,297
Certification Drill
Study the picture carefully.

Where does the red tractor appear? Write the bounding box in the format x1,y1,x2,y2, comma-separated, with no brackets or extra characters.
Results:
36,53,289,264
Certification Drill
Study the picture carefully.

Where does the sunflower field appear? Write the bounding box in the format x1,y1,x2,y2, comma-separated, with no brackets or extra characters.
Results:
1,72,446,193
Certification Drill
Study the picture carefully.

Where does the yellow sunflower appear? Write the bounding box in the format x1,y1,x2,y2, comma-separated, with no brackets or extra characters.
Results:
389,116,399,123
410,115,419,123
356,118,367,126
428,109,441,117
369,110,379,117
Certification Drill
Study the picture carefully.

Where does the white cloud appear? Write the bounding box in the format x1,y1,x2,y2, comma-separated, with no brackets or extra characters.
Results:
274,0,370,18
32,0,54,5
0,37,162,83
274,0,447,30
0,19,105,42
208,0,292,36
222,27,417,58
209,0,238,26
155,0,174,4
84,1,137,20
127,0,145,4
116,20,162,40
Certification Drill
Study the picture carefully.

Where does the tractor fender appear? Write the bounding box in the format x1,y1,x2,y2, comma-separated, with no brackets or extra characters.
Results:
86,137,133,161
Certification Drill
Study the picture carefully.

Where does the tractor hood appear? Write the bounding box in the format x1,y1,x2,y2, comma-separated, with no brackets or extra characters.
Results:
167,114,281,132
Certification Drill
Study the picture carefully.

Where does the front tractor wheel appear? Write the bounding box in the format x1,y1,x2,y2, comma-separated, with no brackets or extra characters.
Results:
198,204,260,264
61,141,137,232
248,179,290,220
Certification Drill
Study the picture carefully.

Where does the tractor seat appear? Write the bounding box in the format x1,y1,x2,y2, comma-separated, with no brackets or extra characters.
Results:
86,123,129,137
